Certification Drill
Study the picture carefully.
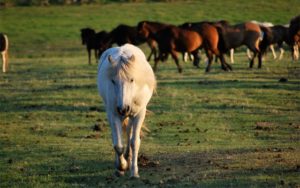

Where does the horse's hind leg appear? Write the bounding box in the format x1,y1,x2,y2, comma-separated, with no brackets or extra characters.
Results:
170,51,182,73
191,50,200,68
249,52,257,68
204,50,214,72
230,48,235,64
269,44,277,59
153,52,161,72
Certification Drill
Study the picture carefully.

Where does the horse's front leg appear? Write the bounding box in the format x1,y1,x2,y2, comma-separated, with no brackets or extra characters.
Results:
258,52,263,68
2,51,8,73
94,49,98,64
125,119,133,170
249,52,257,68
87,48,91,65
129,109,146,178
108,113,128,176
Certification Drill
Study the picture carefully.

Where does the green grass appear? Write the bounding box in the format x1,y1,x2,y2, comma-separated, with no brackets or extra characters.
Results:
1,1,300,187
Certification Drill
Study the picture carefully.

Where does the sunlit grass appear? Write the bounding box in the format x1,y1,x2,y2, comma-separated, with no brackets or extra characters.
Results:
1,1,300,187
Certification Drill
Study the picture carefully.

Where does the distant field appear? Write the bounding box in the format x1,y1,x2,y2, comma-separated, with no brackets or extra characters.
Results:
0,1,300,187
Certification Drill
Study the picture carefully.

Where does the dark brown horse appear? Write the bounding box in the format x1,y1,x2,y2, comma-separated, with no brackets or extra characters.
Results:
80,28,111,64
107,24,146,46
289,15,300,60
148,25,203,73
259,25,290,60
180,21,232,72
137,21,171,61
0,33,9,72
216,22,263,68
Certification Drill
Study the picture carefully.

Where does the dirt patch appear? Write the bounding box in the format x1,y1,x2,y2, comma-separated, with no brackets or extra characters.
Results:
138,154,160,168
255,122,276,131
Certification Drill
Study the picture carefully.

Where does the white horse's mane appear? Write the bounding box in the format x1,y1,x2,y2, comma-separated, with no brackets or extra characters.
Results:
99,44,156,90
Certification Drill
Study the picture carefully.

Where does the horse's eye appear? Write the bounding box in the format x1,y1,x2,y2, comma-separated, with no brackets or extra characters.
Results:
111,80,115,84
130,78,134,83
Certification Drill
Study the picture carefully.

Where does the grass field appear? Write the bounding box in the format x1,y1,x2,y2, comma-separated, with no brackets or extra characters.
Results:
1,1,300,187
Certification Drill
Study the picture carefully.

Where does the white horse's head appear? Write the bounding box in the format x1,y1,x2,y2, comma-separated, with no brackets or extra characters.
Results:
108,54,138,117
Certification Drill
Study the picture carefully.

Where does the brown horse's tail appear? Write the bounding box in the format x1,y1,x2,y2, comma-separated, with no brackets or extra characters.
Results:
215,26,226,52
1,34,9,73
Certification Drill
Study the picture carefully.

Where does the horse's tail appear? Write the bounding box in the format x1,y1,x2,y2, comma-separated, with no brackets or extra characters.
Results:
1,34,9,73
215,26,226,52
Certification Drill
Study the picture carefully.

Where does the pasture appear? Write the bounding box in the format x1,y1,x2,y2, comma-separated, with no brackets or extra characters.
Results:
1,0,300,187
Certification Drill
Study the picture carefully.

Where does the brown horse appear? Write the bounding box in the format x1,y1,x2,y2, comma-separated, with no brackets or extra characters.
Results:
148,25,202,73
180,21,232,72
216,22,263,68
0,33,9,72
137,21,171,61
289,15,300,60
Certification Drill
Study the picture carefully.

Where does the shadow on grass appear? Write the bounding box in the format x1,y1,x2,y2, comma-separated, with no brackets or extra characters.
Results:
51,147,299,187
159,78,299,91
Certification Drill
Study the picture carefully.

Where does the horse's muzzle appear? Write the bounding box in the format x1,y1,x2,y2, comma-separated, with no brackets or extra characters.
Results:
117,105,131,117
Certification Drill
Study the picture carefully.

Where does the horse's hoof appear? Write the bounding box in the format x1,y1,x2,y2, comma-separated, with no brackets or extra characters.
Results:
178,68,183,73
114,170,125,177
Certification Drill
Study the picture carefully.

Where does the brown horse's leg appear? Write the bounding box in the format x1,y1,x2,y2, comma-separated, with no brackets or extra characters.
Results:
204,50,214,72
153,52,162,72
191,50,200,68
249,52,257,68
258,52,263,68
147,46,156,61
219,53,232,71
170,51,182,73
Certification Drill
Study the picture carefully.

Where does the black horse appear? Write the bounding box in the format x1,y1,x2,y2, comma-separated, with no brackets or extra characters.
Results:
259,25,290,60
107,24,146,46
80,28,110,64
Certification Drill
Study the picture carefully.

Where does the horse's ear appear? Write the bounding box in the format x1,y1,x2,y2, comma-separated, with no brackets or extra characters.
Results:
128,55,135,63
108,55,117,66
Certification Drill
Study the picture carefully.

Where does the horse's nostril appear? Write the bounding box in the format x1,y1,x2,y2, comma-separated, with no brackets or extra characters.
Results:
125,106,130,113
117,106,130,116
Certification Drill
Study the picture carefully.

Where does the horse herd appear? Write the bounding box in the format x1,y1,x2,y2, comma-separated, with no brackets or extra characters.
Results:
93,16,300,178
81,15,300,73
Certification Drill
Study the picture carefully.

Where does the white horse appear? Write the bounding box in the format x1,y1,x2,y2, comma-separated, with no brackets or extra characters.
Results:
0,33,9,73
97,44,156,178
